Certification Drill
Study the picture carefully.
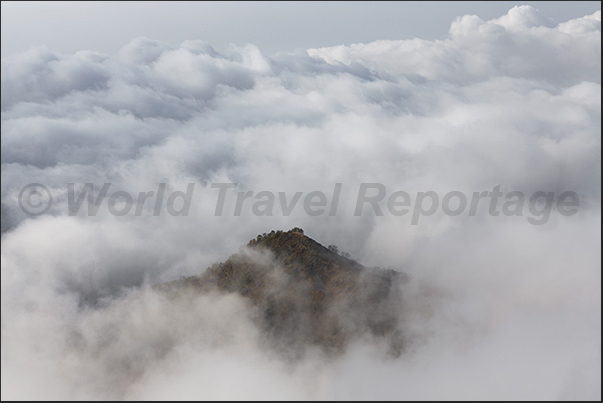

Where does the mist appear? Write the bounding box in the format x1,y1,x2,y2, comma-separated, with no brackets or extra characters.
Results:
1,5,601,400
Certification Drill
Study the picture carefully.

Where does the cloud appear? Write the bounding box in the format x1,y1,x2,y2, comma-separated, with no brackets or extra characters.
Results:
1,6,601,400
309,6,601,86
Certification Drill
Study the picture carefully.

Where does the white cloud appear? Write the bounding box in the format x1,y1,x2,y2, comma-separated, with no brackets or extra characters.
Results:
1,6,601,400
309,7,601,86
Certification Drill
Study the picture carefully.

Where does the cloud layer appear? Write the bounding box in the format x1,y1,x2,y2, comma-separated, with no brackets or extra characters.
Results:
1,6,601,400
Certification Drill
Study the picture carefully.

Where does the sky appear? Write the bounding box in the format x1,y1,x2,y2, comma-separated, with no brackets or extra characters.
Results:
1,2,601,401
1,1,601,57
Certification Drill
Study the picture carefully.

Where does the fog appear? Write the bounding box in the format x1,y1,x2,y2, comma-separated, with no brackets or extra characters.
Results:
1,5,601,400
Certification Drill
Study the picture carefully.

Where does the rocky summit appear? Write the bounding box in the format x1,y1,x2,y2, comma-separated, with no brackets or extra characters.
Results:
159,228,407,356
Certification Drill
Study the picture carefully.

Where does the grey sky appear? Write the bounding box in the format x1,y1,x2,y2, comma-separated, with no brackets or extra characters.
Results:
1,1,600,57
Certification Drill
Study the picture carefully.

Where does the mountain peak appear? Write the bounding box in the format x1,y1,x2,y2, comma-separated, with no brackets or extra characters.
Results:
161,229,406,355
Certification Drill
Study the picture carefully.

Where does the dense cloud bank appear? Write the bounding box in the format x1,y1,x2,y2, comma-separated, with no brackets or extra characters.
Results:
1,6,601,400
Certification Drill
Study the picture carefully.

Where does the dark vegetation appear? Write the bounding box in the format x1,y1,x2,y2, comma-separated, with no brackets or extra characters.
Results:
158,228,407,357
